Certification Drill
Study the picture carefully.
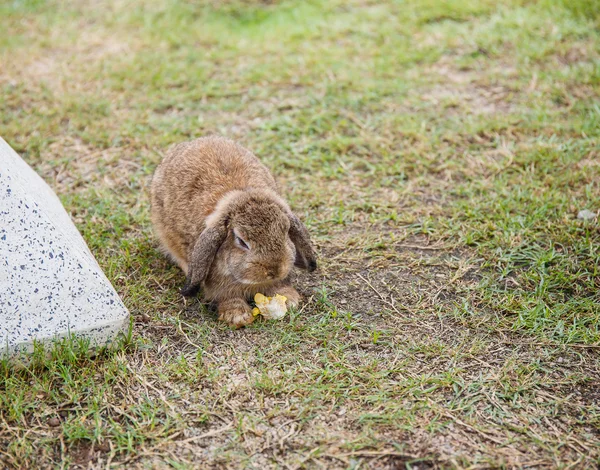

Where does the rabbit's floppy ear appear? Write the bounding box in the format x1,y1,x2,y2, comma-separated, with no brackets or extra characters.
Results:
288,212,317,272
180,218,228,297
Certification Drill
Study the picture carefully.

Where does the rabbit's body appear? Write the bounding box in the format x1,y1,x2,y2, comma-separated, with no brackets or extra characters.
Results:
151,136,317,328
151,138,278,272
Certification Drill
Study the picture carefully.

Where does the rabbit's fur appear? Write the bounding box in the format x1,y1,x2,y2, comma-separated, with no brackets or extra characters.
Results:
151,136,317,328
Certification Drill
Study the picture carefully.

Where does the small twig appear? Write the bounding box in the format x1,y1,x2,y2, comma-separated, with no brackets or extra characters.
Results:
396,243,451,251
278,423,297,451
432,260,473,301
177,317,203,350
497,340,600,349
125,364,178,415
565,343,600,349
334,450,416,458
294,295,314,316
174,423,233,445
357,273,403,316
567,435,594,455
440,412,505,446
322,453,351,464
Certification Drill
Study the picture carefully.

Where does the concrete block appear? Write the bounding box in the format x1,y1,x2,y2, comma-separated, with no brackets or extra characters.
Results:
0,137,129,359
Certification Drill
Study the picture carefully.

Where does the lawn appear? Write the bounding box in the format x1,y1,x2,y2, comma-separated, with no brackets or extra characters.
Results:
1,0,599,468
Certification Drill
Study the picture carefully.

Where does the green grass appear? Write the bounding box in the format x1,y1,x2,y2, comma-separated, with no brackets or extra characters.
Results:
1,0,599,468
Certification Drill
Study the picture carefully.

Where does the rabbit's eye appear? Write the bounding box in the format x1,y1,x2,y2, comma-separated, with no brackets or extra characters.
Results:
235,233,250,251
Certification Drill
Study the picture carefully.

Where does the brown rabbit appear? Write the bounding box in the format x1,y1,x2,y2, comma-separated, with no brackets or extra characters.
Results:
150,136,317,328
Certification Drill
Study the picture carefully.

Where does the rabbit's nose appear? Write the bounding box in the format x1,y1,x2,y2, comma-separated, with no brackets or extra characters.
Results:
265,268,279,280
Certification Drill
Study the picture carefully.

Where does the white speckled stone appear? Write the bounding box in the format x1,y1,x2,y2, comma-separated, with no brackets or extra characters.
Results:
0,137,129,359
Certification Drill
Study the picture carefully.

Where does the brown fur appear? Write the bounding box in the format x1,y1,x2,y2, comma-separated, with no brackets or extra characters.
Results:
150,136,317,328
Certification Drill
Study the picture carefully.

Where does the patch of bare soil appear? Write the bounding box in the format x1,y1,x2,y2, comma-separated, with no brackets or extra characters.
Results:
36,137,143,193
418,62,518,116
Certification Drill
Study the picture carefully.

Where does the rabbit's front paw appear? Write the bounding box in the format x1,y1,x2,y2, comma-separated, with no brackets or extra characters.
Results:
218,298,255,329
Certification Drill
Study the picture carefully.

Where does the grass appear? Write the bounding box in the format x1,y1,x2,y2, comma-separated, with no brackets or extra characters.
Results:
1,0,599,468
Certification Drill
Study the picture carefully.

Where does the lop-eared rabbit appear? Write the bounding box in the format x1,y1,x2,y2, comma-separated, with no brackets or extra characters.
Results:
151,136,317,328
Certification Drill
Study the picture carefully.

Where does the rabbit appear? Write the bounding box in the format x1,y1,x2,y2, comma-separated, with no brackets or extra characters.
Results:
150,136,317,328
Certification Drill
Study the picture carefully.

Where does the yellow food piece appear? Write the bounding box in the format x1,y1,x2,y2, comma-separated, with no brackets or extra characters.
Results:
254,293,268,306
253,292,288,320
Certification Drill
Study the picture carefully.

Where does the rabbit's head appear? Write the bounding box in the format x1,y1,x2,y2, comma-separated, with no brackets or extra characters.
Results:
180,188,317,297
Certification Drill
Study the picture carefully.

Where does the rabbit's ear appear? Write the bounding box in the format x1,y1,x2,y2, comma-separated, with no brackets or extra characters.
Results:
288,212,317,272
180,223,228,297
